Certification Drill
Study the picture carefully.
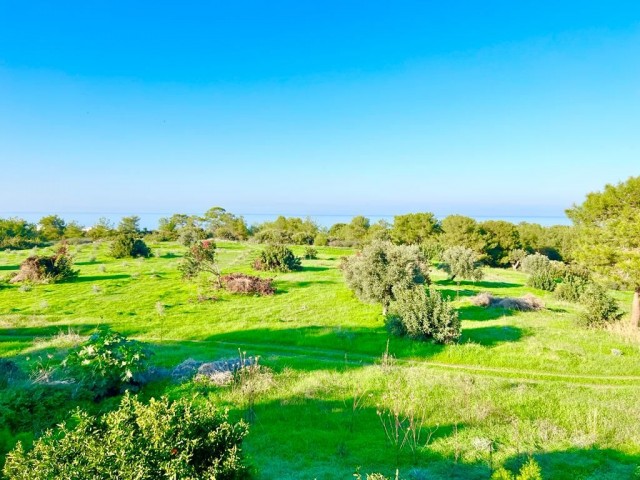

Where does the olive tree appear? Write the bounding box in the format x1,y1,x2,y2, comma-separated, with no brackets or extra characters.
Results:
441,246,483,286
566,176,640,327
341,240,428,315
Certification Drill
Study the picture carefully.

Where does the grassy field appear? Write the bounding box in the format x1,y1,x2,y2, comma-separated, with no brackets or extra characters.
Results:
1,241,640,479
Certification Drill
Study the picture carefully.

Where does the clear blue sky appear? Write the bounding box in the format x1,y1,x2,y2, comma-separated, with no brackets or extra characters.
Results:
1,1,639,218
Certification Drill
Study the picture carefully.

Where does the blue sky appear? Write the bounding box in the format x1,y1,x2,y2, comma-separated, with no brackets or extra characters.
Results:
1,1,639,218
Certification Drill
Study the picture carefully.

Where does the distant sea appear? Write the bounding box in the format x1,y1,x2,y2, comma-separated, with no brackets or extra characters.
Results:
0,212,572,230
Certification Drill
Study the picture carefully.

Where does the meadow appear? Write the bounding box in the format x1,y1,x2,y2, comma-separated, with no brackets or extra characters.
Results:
1,240,640,479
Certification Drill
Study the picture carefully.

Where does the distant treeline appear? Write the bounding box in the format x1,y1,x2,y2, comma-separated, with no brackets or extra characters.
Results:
0,207,575,266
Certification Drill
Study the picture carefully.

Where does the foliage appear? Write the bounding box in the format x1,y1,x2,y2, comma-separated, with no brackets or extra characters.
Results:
341,240,429,315
554,265,592,302
0,217,39,250
38,215,66,241
179,240,220,281
118,215,141,234
440,215,486,253
491,458,543,480
508,249,528,269
88,217,115,240
481,220,521,267
64,221,85,238
221,273,275,296
387,286,460,344
110,234,152,258
441,246,483,283
579,283,623,328
10,244,78,284
304,247,318,259
203,207,249,241
253,244,301,272
390,212,440,245
522,254,556,291
567,175,640,326
3,393,250,480
313,233,328,246
420,238,444,263
253,216,318,245
62,329,149,399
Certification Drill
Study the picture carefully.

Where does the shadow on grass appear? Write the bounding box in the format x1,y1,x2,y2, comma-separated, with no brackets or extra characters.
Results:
439,288,478,300
435,279,521,289
458,304,514,321
75,260,100,266
302,265,331,272
275,279,337,292
461,325,525,346
72,274,131,283
0,264,19,271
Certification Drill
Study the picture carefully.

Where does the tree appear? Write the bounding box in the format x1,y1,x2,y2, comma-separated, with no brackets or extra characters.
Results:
440,215,485,253
441,246,483,286
110,234,151,258
38,215,66,241
0,217,38,249
566,176,640,327
179,239,220,284
391,212,440,245
64,221,85,238
341,240,428,315
118,216,141,235
89,217,115,240
203,207,249,241
480,220,521,267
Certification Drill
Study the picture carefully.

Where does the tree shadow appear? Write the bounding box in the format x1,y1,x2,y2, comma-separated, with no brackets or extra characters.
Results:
275,279,337,292
439,288,478,300
435,279,521,289
71,274,131,283
461,325,525,346
458,304,515,321
0,264,19,271
74,260,100,266
302,265,331,272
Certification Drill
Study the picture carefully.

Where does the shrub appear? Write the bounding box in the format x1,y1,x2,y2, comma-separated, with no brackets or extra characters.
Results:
313,233,328,246
9,244,78,284
303,247,318,259
522,254,556,291
221,273,275,296
388,286,461,344
491,458,543,480
62,329,149,399
554,265,592,302
3,393,250,480
579,283,623,328
253,244,301,272
110,234,152,259
179,240,219,281
341,240,428,315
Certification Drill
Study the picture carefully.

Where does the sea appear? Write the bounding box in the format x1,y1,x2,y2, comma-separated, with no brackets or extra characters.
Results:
0,212,572,230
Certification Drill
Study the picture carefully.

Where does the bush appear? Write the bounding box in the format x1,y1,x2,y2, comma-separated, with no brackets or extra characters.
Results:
388,286,461,344
522,254,556,291
554,265,592,302
341,240,429,315
492,458,543,480
253,244,301,272
9,244,78,284
303,247,318,259
62,329,149,399
579,283,623,328
313,233,328,246
110,234,152,259
3,393,250,480
179,240,219,281
221,273,275,296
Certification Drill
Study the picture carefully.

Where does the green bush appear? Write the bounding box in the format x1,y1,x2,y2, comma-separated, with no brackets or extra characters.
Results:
388,286,460,344
303,247,318,259
62,329,149,399
554,265,591,302
3,393,250,480
441,246,483,283
110,234,152,258
313,233,329,246
522,254,556,291
253,244,301,272
491,458,543,479
579,283,623,328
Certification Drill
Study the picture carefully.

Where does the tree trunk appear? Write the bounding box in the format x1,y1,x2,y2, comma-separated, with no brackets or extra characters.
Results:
382,304,388,316
632,287,640,328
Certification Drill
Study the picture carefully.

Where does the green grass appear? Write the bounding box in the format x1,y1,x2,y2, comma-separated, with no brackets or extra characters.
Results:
1,241,640,479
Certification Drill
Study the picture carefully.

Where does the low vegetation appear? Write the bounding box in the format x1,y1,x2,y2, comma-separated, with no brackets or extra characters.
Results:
253,244,301,272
